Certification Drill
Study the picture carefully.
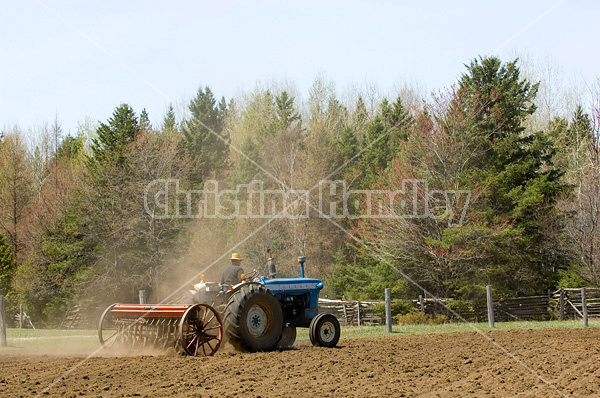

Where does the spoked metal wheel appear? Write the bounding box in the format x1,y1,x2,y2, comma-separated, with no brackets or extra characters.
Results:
98,303,123,348
178,304,223,356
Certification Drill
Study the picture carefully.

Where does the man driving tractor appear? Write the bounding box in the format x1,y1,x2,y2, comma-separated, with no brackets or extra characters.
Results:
221,253,245,285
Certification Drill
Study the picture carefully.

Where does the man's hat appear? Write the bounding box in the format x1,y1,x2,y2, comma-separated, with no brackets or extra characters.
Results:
231,253,243,261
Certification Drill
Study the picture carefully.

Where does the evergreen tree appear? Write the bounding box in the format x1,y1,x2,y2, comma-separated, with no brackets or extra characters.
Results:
568,106,593,149
338,127,359,163
547,117,570,179
139,108,152,132
181,86,229,184
14,207,95,326
235,136,263,184
445,57,566,294
162,104,177,134
359,96,411,187
352,96,369,139
56,133,85,161
80,104,143,303
459,57,564,224
88,103,139,166
326,246,406,300
275,91,300,133
0,234,14,296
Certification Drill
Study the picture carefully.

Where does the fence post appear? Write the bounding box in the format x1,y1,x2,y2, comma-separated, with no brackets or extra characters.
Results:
0,296,7,347
385,288,392,333
418,295,425,314
139,290,146,305
486,285,494,328
357,301,361,326
559,289,565,321
582,287,588,327
19,305,23,329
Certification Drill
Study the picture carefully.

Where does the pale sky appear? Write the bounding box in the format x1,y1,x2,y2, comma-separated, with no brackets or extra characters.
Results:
1,0,598,135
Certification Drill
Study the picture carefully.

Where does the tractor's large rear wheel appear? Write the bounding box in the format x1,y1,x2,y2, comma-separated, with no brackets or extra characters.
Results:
224,284,283,352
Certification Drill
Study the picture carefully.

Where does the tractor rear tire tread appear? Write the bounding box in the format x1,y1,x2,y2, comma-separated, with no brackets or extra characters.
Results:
224,284,283,352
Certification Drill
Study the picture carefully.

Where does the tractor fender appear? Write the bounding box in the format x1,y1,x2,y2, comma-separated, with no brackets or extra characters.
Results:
229,281,264,296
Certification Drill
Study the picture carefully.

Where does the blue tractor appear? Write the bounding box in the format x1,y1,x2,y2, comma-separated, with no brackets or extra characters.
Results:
98,254,340,355
189,255,341,352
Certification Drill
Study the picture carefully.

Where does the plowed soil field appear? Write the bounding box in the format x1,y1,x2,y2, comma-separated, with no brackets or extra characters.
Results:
1,328,600,397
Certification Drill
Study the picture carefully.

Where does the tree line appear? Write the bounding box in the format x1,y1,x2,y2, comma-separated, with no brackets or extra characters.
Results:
0,56,599,326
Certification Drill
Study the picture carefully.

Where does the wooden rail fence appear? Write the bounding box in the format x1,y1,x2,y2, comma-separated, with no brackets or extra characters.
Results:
5,288,598,330
318,298,383,326
318,292,569,325
554,288,600,320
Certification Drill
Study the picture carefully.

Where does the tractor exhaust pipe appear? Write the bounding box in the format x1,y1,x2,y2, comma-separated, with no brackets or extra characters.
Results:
267,248,277,278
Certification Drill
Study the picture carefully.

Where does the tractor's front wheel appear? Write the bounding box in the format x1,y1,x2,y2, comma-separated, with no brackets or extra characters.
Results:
224,284,283,352
309,313,340,347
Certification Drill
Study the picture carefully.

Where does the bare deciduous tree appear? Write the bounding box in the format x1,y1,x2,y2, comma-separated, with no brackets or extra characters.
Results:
0,128,33,265
562,80,600,285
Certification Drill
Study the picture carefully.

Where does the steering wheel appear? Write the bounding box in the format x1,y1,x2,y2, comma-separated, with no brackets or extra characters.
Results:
245,269,259,281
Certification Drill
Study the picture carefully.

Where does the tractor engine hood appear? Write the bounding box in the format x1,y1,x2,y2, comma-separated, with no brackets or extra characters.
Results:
260,277,323,293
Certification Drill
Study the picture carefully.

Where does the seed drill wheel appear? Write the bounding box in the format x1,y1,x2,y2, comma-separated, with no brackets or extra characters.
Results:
224,284,283,352
98,303,122,348
178,304,223,356
309,313,341,348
